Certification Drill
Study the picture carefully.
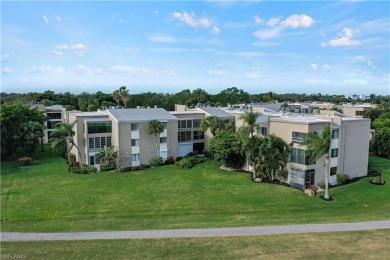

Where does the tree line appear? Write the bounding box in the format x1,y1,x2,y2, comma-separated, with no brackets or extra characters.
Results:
1,87,388,112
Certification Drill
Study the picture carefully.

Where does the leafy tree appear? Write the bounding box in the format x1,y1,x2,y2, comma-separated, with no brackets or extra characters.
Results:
371,128,390,159
192,88,208,104
19,121,45,160
303,124,332,199
147,119,165,158
0,103,46,156
239,111,261,137
113,90,121,107
260,135,290,181
207,130,245,169
119,86,131,108
51,121,83,165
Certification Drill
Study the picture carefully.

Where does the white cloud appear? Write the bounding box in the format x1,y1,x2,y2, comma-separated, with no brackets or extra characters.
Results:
322,64,331,70
160,69,175,76
94,68,104,75
218,51,265,57
148,34,176,43
207,69,227,77
321,27,360,47
56,16,62,22
211,26,220,35
53,50,63,56
253,26,283,40
344,79,368,85
2,67,14,75
266,17,281,27
108,66,150,76
27,65,66,75
310,64,318,70
253,15,263,24
42,15,49,24
70,43,87,56
281,14,315,28
352,55,368,62
70,65,94,76
173,12,210,28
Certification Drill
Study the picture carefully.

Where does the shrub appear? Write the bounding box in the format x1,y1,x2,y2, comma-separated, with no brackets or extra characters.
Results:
68,153,76,165
69,166,81,174
70,165,97,174
336,174,350,185
150,156,163,167
164,156,175,165
175,156,203,169
317,181,325,189
119,167,132,172
71,161,80,167
18,157,32,166
132,166,140,171
100,165,115,172
139,164,150,170
176,156,183,161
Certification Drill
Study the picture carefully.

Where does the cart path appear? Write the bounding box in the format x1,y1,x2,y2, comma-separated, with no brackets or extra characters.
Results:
2,220,389,241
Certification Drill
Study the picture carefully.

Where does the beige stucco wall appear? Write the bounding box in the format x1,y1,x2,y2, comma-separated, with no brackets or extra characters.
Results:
342,106,371,118
338,119,370,178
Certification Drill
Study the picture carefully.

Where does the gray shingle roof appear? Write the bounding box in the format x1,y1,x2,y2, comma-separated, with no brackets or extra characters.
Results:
107,108,178,122
197,107,234,118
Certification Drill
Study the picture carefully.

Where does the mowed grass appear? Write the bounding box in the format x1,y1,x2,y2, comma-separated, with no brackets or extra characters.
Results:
1,230,389,259
1,147,389,232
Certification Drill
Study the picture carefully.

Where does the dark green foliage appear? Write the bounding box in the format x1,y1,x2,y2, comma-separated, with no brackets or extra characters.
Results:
336,174,350,185
207,131,245,169
164,156,175,165
175,156,204,169
100,165,116,172
139,164,150,170
370,128,390,159
150,156,163,167
70,165,97,174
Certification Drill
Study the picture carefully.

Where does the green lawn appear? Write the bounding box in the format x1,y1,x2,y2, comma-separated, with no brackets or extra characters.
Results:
1,230,389,259
1,147,389,232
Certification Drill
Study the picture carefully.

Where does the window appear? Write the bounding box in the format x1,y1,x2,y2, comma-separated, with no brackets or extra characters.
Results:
355,111,364,116
178,131,192,142
94,137,101,148
178,120,192,129
330,167,337,176
131,139,139,146
290,168,305,190
88,136,111,149
131,123,139,131
47,121,60,129
261,127,267,136
161,122,167,129
292,132,306,143
332,130,339,139
88,122,112,134
89,154,100,166
193,119,201,128
291,148,315,165
131,154,139,161
331,148,338,158
193,131,204,140
47,113,61,119
160,137,167,143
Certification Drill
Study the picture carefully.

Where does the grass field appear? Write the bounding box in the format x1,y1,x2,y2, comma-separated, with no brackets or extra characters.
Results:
1,147,389,232
1,230,389,259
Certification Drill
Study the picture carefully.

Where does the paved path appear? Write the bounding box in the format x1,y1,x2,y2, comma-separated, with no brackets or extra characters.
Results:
2,221,389,241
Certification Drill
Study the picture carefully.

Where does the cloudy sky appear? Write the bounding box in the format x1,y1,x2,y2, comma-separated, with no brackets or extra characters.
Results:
1,0,389,95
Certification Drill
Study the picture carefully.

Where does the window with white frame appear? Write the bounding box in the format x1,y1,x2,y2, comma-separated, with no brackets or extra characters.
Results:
193,131,204,140
178,120,192,129
261,127,267,135
131,154,139,161
178,131,192,142
160,137,167,143
88,136,112,149
131,123,139,131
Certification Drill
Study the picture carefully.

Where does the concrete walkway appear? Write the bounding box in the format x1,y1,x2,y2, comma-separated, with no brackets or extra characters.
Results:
2,220,389,241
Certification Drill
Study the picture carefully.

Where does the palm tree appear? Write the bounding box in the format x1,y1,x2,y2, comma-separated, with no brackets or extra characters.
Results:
51,121,83,166
147,119,165,158
239,130,263,179
192,88,208,104
200,116,221,136
97,146,118,169
119,86,131,108
303,124,332,199
261,135,290,181
112,90,121,107
239,111,261,137
238,111,261,176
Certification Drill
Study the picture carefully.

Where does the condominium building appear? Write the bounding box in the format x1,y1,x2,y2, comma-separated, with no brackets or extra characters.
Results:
342,104,373,118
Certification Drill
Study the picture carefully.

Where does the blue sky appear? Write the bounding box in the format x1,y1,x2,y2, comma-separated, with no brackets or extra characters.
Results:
1,1,389,95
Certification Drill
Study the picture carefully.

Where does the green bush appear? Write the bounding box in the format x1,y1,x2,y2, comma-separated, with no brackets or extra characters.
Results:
119,167,132,172
150,156,163,167
139,164,150,170
100,165,115,172
69,166,81,174
18,157,32,166
70,165,97,174
132,166,140,171
176,156,204,169
336,174,350,185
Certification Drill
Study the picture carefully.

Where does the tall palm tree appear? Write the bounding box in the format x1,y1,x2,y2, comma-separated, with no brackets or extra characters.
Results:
200,116,225,136
239,129,263,179
192,88,208,104
51,121,83,166
147,119,165,158
303,124,332,199
261,135,290,181
97,146,118,169
112,90,121,107
119,86,131,108
238,111,261,176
